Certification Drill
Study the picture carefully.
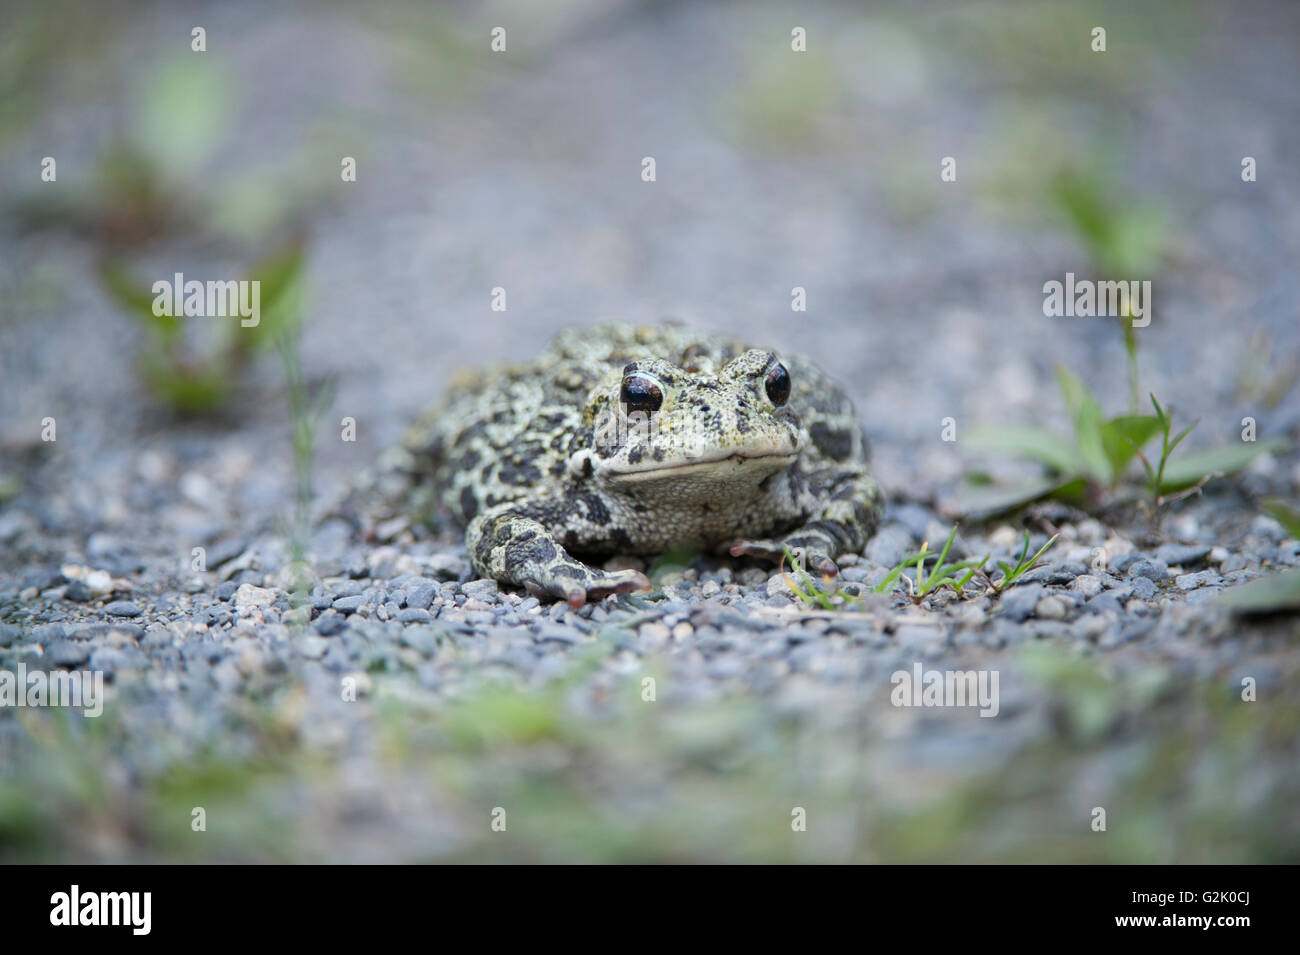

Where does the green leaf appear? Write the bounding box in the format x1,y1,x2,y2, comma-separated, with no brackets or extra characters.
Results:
966,425,1079,475
235,240,308,353
1100,414,1161,481
648,545,695,586
1055,365,1109,482
1262,500,1300,540
97,259,180,340
1109,209,1168,275
953,476,1073,517
1157,439,1288,491
140,357,230,414
1218,569,1300,613
1149,392,1167,425
135,54,233,175
1167,419,1198,457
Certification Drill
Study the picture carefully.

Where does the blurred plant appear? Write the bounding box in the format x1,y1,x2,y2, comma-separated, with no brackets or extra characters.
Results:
961,367,1286,517
1235,330,1300,409
1219,501,1300,614
98,239,309,414
13,53,344,250
0,2,112,152
647,545,697,590
725,36,844,149
1047,166,1168,413
275,295,338,610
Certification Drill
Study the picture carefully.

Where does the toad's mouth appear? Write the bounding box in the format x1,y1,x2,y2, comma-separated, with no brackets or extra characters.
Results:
600,449,799,483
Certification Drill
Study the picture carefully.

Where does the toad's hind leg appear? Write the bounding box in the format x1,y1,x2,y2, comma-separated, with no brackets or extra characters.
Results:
729,465,882,576
467,503,650,607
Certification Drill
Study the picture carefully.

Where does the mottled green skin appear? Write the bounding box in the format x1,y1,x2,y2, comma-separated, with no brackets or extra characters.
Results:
406,323,881,605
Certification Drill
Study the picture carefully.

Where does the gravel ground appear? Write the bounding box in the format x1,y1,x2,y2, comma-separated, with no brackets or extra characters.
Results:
1,0,1299,862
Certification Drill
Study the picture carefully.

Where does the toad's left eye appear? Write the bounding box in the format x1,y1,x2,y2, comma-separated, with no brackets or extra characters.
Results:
621,374,664,414
765,363,791,406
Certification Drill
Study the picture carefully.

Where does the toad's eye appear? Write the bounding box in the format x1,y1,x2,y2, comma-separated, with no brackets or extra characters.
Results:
765,363,791,407
620,374,663,414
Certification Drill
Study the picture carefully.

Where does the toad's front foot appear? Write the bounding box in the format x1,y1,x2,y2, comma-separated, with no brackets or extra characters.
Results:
468,505,650,607
523,561,651,609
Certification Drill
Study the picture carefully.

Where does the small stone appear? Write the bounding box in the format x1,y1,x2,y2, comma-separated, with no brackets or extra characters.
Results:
602,555,646,573
1220,554,1247,573
1130,576,1158,601
1036,595,1068,620
638,622,671,649
296,635,329,659
214,581,239,602
314,610,346,635
104,600,142,618
405,582,438,610
1126,559,1169,582
332,580,366,598
1000,584,1045,621
398,608,432,624
64,580,94,602
1071,575,1103,598
866,525,912,568
1072,614,1109,642
47,641,90,667
1039,562,1087,585
1086,591,1126,615
233,584,275,610
1175,570,1220,592
333,595,365,614
1156,544,1212,567
766,574,795,599
461,579,500,599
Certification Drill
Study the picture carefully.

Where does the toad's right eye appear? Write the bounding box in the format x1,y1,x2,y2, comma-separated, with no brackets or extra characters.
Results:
620,374,663,414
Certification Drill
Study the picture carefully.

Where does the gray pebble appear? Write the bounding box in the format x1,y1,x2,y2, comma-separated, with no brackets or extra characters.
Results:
64,580,94,602
47,641,91,667
1036,595,1069,620
1086,591,1127,615
1000,584,1046,622
866,525,913,568
1176,570,1221,591
296,636,330,660
333,595,365,614
1071,575,1103,598
90,646,147,671
104,600,143,617
314,610,346,635
405,582,438,610
1126,559,1169,582
1156,544,1212,567
461,579,500,598
1130,577,1158,601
